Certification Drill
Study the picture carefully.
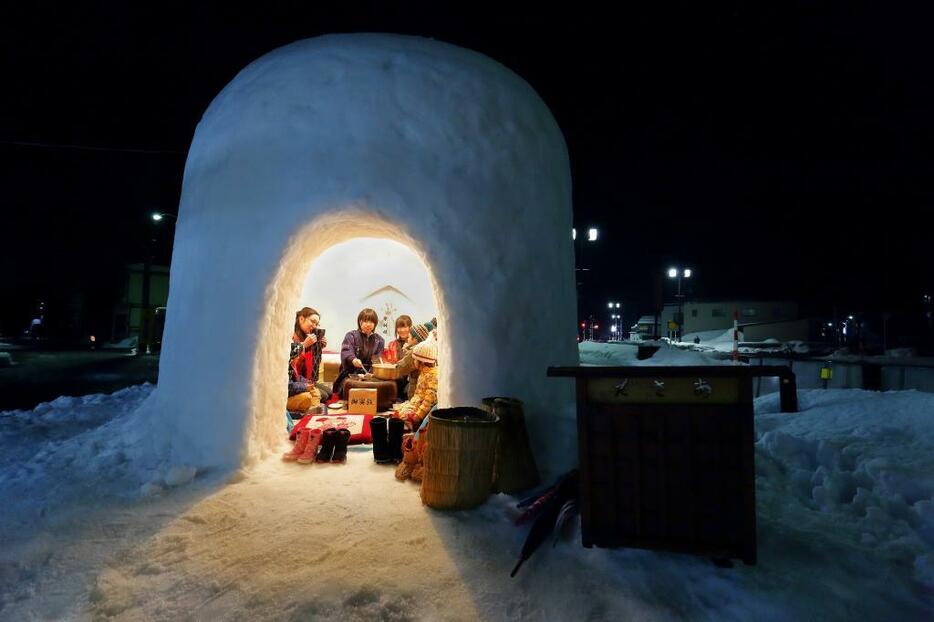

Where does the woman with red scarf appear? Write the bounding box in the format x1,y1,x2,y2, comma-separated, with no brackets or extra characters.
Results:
288,307,332,412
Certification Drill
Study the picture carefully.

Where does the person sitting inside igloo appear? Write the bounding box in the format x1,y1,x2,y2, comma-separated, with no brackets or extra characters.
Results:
382,315,412,364
332,307,385,398
289,307,332,408
393,317,437,399
396,338,438,431
287,307,327,413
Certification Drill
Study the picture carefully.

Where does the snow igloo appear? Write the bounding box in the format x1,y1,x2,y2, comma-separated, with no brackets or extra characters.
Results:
145,34,578,478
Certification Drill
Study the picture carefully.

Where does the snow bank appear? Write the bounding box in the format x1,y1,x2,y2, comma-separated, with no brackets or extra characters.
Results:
0,385,197,539
578,341,733,367
682,328,736,344
755,389,934,605
578,340,639,366
633,345,732,366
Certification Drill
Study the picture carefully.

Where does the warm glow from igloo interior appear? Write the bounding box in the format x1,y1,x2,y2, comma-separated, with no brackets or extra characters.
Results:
298,238,438,343
245,212,450,466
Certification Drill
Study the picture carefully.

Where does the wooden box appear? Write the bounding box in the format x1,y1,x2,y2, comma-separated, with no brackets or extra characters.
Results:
343,378,398,411
347,388,378,415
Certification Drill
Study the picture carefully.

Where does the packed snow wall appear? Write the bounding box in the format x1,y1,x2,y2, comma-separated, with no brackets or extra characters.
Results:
137,34,578,476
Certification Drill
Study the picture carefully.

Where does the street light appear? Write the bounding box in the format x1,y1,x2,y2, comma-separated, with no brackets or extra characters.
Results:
143,211,177,354
574,227,598,270
574,227,599,326
607,302,624,340
667,267,693,342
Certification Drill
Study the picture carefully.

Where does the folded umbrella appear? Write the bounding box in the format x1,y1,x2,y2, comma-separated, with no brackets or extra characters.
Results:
510,470,578,577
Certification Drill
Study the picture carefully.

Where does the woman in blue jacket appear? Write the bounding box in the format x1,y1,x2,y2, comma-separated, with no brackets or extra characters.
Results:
332,308,385,397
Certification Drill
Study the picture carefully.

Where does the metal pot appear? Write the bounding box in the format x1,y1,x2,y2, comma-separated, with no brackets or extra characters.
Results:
370,363,400,380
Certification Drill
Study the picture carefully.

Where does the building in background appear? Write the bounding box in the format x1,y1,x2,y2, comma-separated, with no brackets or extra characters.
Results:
656,300,799,338
112,263,169,350
626,300,808,342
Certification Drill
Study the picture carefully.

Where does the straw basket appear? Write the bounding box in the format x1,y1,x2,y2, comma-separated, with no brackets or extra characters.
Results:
420,407,500,510
481,397,541,494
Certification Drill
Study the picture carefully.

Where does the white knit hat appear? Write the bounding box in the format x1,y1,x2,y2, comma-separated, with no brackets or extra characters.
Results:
412,339,437,364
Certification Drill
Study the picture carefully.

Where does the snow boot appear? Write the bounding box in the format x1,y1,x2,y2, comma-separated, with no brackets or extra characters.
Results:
370,416,391,463
394,434,417,480
387,417,405,463
282,427,310,461
331,428,352,463
296,429,322,464
315,428,338,462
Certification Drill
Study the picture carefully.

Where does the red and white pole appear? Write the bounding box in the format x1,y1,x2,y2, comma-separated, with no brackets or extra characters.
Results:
732,309,739,364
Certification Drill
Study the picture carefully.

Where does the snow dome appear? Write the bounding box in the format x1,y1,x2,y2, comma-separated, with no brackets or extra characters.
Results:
141,34,578,476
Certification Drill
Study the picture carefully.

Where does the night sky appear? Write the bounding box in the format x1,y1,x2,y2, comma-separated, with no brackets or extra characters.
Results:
2,4,932,336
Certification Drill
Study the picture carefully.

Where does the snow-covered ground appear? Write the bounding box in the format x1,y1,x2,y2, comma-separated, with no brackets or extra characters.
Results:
2,375,933,619
675,329,812,355
579,339,731,367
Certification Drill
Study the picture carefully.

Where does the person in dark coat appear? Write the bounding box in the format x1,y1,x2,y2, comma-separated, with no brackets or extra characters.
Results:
332,308,385,397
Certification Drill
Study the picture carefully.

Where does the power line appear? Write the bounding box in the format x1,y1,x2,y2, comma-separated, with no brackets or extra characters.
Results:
0,139,186,156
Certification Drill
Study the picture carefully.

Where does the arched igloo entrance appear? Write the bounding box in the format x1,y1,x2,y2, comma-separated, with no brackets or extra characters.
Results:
144,34,579,479
261,215,446,456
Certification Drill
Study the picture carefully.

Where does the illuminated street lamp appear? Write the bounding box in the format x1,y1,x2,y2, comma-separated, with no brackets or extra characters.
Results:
608,301,623,340
143,211,177,354
574,227,598,269
574,227,600,325
151,211,176,222
667,267,693,342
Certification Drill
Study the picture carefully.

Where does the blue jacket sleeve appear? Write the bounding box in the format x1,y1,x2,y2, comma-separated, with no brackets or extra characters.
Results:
341,331,357,367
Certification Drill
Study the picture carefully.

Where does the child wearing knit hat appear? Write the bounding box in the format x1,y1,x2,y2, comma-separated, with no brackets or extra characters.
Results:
396,338,438,431
394,317,437,400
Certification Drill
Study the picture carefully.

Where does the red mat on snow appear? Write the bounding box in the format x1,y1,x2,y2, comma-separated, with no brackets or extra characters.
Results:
288,413,374,445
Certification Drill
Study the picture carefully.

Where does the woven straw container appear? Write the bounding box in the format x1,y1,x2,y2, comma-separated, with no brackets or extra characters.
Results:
420,407,500,510
481,397,541,494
